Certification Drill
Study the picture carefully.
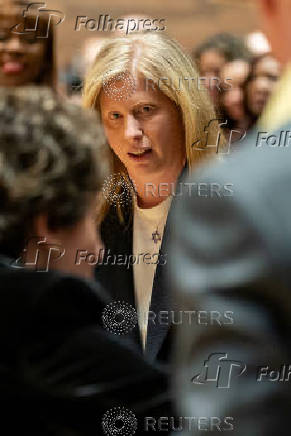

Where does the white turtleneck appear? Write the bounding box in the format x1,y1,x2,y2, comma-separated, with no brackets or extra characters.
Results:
133,195,172,350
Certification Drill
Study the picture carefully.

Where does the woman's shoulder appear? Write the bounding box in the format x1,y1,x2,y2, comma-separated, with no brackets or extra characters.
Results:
101,204,133,245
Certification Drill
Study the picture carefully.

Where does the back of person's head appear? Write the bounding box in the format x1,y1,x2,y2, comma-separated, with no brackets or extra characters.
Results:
0,0,57,87
0,87,108,263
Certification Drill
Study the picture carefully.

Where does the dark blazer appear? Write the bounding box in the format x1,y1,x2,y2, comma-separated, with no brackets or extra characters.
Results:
0,259,170,435
169,124,291,435
96,170,187,364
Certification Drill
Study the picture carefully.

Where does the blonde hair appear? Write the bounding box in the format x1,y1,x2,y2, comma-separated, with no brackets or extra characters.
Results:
83,32,223,222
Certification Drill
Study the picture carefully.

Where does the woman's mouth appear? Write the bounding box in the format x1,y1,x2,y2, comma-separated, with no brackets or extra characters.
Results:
2,62,25,74
128,149,152,160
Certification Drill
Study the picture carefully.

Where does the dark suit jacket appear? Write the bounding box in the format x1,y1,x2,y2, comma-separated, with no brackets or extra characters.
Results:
0,259,170,435
96,170,186,364
169,124,291,435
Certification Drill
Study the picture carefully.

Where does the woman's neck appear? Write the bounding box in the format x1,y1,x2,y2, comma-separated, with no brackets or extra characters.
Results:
130,163,185,209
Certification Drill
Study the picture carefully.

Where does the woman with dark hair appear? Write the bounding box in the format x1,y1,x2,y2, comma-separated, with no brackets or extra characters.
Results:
193,33,250,107
243,53,281,130
0,0,56,87
218,59,250,144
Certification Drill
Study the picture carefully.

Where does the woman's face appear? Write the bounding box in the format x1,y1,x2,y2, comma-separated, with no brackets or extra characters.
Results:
198,49,226,106
100,74,186,184
220,60,250,122
0,15,46,86
247,56,281,117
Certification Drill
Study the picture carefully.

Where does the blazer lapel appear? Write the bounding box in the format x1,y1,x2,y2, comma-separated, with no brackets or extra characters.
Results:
97,211,142,349
145,167,187,361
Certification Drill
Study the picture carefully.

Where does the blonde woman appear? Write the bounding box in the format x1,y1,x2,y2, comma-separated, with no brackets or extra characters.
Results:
83,32,222,363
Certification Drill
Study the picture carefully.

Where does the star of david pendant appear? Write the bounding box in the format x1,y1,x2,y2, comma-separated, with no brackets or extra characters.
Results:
152,229,162,244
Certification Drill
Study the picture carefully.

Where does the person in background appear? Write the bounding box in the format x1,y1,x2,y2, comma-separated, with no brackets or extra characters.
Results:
243,53,281,130
83,32,221,364
170,0,291,434
218,59,250,144
0,0,56,87
193,33,249,108
0,87,169,435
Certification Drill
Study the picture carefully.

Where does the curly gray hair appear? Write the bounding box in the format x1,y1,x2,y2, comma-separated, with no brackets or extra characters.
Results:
0,87,109,258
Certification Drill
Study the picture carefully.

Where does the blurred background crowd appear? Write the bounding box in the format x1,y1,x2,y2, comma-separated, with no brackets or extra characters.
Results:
0,0,282,143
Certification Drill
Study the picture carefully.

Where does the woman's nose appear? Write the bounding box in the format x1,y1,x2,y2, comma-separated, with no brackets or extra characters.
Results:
124,114,143,139
255,76,271,93
2,36,25,53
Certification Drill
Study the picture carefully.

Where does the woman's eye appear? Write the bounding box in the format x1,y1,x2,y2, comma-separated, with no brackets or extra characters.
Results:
109,113,121,120
142,106,152,113
137,106,154,116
